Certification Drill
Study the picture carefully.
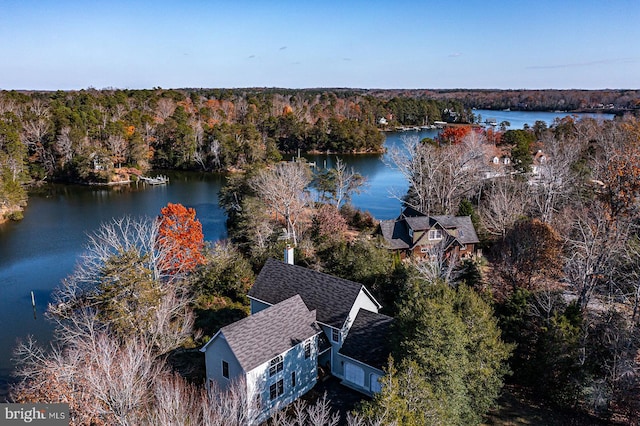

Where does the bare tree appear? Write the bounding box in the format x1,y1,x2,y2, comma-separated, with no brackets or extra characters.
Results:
250,162,311,246
414,244,460,286
564,201,630,311
532,134,582,223
204,377,260,426
85,335,161,425
106,134,127,167
13,330,167,426
306,394,340,426
48,216,195,352
21,102,54,174
331,158,366,210
479,177,529,239
209,138,221,169
387,135,440,214
613,235,640,320
55,126,74,168
149,373,203,426
156,98,176,121
387,135,487,215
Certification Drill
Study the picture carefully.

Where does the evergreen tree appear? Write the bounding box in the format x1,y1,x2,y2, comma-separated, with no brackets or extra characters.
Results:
363,280,512,425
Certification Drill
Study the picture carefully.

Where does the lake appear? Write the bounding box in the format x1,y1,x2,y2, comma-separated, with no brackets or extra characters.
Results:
0,109,615,393
0,172,228,393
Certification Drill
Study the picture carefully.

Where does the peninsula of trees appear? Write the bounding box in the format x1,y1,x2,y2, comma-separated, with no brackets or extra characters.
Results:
2,87,638,221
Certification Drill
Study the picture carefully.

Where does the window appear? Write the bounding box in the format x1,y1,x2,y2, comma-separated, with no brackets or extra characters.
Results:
269,355,283,377
408,228,414,238
291,371,296,387
222,360,229,379
428,229,443,240
331,329,340,343
370,373,382,393
304,340,312,359
270,379,284,400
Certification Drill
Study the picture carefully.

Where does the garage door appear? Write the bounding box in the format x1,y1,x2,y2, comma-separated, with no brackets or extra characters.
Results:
370,373,382,393
344,362,365,387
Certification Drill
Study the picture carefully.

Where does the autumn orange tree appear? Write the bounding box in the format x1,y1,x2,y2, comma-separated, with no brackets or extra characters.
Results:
437,125,472,145
157,202,205,275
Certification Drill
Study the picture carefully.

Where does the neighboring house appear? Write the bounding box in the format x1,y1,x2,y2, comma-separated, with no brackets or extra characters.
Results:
532,149,548,176
379,206,479,259
484,145,511,179
202,259,394,424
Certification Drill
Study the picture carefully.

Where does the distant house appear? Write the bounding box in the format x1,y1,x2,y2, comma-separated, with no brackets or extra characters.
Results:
201,259,394,424
379,207,479,259
532,149,548,176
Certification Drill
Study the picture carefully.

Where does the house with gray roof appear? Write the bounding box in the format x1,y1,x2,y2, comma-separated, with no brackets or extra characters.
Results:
201,294,322,424
380,206,479,259
202,259,394,424
338,309,394,394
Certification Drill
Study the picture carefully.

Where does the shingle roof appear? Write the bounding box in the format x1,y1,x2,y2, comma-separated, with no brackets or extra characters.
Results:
380,209,480,249
404,216,434,230
219,294,320,372
248,259,377,329
339,309,394,370
431,215,480,244
379,220,410,249
401,206,425,218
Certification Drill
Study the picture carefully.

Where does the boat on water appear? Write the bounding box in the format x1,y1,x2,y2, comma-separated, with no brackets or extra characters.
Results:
139,175,169,185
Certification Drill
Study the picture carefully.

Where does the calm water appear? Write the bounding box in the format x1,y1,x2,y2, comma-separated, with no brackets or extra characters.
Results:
0,172,227,389
473,109,614,129
0,109,615,391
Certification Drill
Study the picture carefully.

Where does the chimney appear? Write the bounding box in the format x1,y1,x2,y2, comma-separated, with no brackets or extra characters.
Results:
284,245,294,265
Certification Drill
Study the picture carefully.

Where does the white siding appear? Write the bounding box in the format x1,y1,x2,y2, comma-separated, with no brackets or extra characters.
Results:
203,333,243,392
345,289,379,335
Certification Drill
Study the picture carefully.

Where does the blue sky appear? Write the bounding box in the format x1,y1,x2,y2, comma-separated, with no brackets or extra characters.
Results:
1,0,638,90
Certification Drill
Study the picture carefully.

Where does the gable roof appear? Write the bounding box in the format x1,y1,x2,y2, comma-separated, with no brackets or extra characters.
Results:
379,219,410,249
339,309,394,371
380,208,479,249
431,215,479,244
203,294,320,372
248,259,380,329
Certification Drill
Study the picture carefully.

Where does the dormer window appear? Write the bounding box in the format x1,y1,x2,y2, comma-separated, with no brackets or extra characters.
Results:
428,229,443,240
332,329,340,343
408,228,414,238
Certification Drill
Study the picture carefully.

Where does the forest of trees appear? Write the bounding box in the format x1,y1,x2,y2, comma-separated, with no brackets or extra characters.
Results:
5,87,640,424
3,87,637,222
0,88,473,221
367,88,640,113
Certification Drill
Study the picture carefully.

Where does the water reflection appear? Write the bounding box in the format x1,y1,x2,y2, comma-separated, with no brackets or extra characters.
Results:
0,172,227,383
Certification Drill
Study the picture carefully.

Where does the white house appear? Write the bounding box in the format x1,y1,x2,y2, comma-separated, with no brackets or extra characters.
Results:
201,259,395,423
201,294,321,424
